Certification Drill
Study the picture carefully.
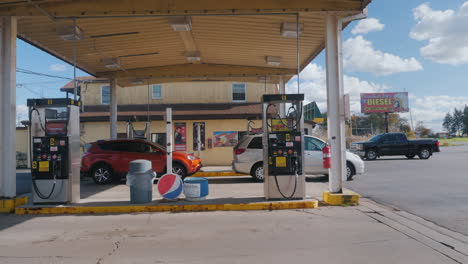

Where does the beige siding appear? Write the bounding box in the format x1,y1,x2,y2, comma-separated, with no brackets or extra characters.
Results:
16,129,29,154
81,81,277,105
81,119,249,166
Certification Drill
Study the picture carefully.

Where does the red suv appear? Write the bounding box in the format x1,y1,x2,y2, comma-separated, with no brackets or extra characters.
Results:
81,139,202,184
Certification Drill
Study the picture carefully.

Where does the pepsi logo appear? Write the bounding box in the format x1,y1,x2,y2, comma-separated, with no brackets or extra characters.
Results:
157,173,183,200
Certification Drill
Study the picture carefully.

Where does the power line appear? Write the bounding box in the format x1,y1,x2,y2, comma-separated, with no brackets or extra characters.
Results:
16,67,73,80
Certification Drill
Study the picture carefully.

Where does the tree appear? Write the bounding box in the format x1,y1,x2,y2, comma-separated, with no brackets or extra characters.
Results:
415,121,432,137
453,108,464,136
442,112,453,133
463,105,468,135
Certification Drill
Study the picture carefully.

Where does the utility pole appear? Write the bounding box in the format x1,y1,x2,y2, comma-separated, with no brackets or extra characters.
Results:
385,112,389,133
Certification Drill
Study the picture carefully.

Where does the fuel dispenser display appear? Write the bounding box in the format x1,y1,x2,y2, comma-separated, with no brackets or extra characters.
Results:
262,94,305,200
28,98,81,204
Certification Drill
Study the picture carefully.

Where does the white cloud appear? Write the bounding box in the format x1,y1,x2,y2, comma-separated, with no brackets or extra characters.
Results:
410,2,468,65
343,36,423,76
351,18,385,35
404,95,468,131
49,63,67,72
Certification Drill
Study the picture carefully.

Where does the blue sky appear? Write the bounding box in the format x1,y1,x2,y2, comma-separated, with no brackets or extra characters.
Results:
16,0,468,131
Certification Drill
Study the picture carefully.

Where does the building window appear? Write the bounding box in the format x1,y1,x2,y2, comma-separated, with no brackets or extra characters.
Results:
101,85,110,104
151,133,166,147
152,84,162,99
232,83,246,102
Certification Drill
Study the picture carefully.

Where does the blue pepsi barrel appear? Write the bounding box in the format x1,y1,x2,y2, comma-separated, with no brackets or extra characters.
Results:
183,177,209,201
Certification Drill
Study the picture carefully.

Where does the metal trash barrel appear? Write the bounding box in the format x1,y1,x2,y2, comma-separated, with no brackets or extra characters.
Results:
183,177,209,201
126,160,156,204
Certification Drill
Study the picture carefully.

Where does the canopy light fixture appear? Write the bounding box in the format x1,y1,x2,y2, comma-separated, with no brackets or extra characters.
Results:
266,56,282,66
90,32,140,39
185,51,201,62
101,58,121,69
131,79,145,85
57,25,83,41
169,16,192,31
280,22,303,38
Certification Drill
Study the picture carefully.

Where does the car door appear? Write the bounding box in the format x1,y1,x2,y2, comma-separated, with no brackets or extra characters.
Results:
304,136,325,175
115,141,141,172
379,134,395,155
393,134,408,155
127,141,166,173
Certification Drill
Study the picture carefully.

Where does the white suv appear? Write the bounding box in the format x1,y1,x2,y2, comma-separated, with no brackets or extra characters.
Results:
232,134,365,181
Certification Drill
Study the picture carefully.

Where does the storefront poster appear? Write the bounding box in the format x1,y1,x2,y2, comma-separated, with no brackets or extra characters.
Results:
193,122,206,151
360,92,409,113
174,122,186,151
213,131,238,147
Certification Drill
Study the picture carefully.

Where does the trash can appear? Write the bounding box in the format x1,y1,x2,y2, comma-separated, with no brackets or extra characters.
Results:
183,177,209,201
126,160,156,204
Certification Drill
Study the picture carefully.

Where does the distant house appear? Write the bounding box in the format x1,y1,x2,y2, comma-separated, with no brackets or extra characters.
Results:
436,132,449,139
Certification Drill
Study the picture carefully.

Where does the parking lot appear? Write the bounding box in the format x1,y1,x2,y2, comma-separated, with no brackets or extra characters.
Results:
346,143,468,235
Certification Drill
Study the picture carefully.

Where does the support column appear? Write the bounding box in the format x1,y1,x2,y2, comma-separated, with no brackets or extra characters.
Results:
279,76,286,118
166,108,173,174
325,15,346,193
109,78,118,139
0,17,17,198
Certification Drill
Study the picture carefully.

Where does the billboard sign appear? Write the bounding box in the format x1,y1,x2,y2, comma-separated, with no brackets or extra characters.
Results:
360,92,409,113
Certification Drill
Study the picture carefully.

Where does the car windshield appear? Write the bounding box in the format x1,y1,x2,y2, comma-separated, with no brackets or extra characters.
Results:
370,134,383,142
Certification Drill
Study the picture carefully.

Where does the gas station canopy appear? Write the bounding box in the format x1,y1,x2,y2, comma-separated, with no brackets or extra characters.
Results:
0,0,370,85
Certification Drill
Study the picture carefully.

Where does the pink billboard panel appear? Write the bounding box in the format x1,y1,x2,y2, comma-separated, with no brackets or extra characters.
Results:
360,92,409,113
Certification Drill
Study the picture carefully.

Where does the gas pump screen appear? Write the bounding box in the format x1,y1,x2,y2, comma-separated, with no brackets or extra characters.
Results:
46,122,67,135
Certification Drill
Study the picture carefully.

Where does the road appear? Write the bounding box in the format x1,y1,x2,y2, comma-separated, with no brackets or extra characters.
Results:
346,143,468,236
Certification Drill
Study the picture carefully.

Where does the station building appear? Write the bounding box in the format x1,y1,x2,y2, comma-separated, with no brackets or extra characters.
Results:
61,78,277,166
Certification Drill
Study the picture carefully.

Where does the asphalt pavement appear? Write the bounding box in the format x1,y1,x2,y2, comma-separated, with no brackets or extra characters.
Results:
346,143,468,236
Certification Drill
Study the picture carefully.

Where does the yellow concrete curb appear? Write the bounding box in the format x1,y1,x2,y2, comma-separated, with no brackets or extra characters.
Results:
0,196,28,213
15,200,318,215
323,190,360,206
191,171,248,177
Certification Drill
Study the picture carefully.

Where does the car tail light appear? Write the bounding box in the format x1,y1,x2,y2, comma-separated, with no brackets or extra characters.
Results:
234,148,246,155
436,140,440,147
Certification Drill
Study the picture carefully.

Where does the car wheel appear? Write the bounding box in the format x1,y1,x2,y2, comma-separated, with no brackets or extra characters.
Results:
346,162,355,181
92,164,113,185
406,154,415,159
365,149,377,160
172,164,187,179
250,163,264,182
418,148,431,159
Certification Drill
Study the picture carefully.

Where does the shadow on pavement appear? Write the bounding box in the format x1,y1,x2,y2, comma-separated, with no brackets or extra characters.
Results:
16,170,32,196
0,214,34,232
367,158,424,161
80,179,123,199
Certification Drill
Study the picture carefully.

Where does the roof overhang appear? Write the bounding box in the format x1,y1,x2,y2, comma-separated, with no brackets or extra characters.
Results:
0,0,371,86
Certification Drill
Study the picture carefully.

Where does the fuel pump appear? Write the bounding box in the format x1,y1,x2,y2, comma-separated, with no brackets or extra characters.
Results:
28,98,81,204
262,94,305,200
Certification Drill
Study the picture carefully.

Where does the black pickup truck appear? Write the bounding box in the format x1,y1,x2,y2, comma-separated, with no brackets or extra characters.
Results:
350,133,440,160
